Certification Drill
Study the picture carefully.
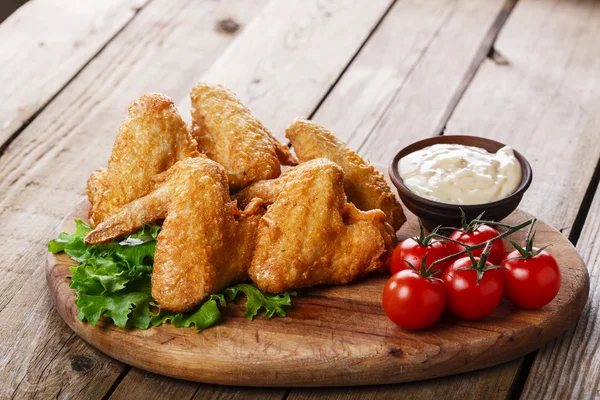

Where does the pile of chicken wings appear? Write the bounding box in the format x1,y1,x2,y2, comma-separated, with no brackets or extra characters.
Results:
84,83,405,313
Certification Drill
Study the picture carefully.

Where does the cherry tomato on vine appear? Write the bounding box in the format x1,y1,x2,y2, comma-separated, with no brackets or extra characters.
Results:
501,232,561,309
442,254,504,320
383,269,446,330
390,238,453,275
447,224,506,265
390,221,453,275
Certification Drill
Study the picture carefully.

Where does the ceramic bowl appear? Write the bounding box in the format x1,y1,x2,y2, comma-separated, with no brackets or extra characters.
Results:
388,135,533,231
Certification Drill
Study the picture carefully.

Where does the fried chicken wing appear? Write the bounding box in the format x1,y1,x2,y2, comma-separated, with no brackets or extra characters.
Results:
285,119,405,231
87,93,198,227
248,159,394,293
232,175,286,209
190,83,297,190
85,157,264,313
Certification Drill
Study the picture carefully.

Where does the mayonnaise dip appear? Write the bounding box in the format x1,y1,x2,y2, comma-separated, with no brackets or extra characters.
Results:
398,144,522,205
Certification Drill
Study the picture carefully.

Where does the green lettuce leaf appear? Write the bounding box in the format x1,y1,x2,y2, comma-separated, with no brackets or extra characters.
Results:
150,294,227,330
223,283,297,319
50,221,296,331
48,220,93,262
75,278,154,328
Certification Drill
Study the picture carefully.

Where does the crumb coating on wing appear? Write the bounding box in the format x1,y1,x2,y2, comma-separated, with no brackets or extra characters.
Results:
248,159,395,293
87,93,198,227
190,83,297,190
85,157,263,313
286,119,405,231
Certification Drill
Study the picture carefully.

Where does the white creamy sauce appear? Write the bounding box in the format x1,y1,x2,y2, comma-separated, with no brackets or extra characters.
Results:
398,144,522,205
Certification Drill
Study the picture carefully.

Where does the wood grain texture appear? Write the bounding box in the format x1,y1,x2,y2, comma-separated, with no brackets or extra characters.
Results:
109,370,198,400
178,0,394,137
521,178,600,399
110,369,287,400
311,0,515,155
0,1,267,398
288,359,523,400
47,202,588,386
7,332,125,400
446,0,600,237
0,0,148,149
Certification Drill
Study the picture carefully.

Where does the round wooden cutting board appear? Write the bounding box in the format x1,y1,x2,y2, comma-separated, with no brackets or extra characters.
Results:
47,201,589,387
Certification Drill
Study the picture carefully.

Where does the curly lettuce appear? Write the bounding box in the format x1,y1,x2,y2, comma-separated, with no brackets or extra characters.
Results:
48,220,295,330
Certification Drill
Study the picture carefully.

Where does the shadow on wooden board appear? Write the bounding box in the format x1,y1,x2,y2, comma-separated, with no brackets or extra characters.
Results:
0,0,28,24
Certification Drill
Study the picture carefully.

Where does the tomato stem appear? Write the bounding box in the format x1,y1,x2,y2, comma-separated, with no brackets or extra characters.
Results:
459,208,486,232
404,255,442,279
428,217,536,269
470,220,515,229
508,219,551,259
458,244,503,285
416,219,440,247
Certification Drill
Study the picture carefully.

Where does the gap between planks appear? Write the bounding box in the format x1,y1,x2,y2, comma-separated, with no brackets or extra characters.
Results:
0,0,152,157
512,148,600,399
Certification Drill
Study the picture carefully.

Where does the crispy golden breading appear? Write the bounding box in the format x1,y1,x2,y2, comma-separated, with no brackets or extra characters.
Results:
285,119,405,231
232,175,286,209
190,83,297,190
248,159,395,293
87,93,198,227
85,157,264,313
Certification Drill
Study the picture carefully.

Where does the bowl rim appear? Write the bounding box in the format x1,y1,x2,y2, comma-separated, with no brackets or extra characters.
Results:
388,135,533,211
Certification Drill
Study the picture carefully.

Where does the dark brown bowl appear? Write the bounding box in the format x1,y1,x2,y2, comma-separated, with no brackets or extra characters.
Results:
389,135,533,231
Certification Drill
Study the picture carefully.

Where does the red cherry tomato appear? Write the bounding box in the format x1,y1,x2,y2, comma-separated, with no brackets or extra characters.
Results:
501,248,561,309
442,256,504,320
383,270,446,330
447,225,506,265
390,238,453,275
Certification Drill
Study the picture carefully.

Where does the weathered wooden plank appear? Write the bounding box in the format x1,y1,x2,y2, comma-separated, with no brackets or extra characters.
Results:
312,0,516,153
0,0,149,151
521,149,600,396
0,271,126,399
446,0,600,237
179,0,395,137
110,369,287,400
109,370,199,400
0,1,266,398
191,386,287,400
288,360,522,400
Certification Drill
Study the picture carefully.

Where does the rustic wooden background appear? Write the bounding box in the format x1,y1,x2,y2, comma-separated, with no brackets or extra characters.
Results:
0,0,599,399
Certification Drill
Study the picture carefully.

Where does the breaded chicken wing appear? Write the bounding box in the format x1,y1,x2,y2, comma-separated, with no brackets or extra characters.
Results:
248,159,394,293
85,157,264,313
190,83,297,190
285,119,405,231
87,93,198,227
232,175,286,209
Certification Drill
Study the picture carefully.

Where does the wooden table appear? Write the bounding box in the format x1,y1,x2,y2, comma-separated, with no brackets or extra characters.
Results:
1,0,598,398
